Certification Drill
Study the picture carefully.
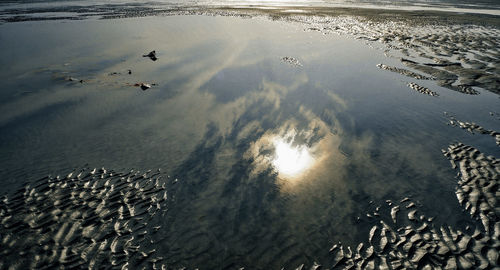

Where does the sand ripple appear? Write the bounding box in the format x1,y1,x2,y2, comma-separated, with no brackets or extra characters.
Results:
325,143,498,269
0,168,168,269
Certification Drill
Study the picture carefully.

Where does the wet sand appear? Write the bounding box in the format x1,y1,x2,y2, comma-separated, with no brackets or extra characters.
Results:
0,4,499,269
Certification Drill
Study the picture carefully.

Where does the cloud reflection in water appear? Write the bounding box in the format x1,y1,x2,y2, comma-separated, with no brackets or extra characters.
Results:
0,14,481,270
272,135,314,177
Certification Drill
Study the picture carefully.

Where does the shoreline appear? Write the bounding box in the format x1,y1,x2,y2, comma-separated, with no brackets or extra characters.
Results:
1,2,500,24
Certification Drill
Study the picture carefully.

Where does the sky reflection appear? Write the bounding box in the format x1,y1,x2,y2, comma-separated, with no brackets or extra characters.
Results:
272,136,313,177
1,14,497,270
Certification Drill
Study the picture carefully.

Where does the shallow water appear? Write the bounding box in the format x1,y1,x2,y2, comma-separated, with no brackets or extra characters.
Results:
0,9,499,270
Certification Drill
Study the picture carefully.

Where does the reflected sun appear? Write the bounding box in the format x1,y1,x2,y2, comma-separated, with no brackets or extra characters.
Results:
272,138,313,177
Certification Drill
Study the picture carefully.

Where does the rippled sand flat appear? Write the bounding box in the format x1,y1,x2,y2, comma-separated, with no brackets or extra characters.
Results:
0,3,499,269
1,169,168,269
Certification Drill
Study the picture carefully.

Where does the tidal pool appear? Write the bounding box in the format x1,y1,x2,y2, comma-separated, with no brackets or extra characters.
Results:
0,12,499,269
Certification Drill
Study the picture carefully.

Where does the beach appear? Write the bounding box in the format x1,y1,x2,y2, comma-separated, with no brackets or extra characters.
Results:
0,2,499,269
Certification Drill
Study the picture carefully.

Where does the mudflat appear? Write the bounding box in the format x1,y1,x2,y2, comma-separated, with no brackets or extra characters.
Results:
0,4,498,269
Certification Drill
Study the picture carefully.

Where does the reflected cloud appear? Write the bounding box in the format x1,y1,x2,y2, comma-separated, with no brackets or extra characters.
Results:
0,14,411,268
245,105,347,190
272,135,313,177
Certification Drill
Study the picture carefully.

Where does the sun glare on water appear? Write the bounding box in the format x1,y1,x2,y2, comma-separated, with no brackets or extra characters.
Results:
272,138,313,177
